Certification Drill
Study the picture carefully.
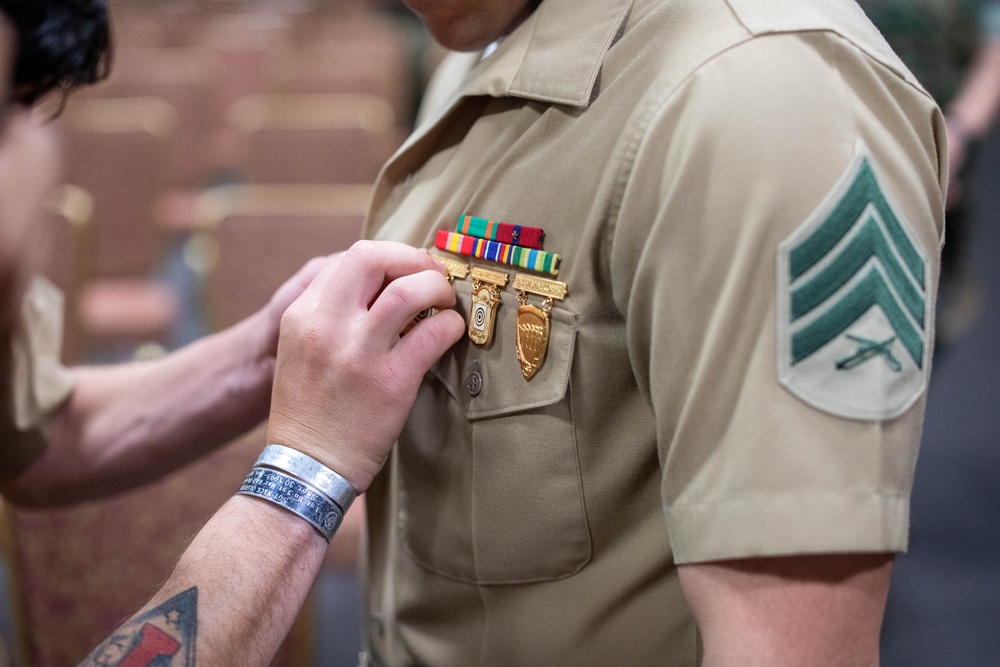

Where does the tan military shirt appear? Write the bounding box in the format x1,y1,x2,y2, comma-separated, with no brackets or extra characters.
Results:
363,0,945,664
1,277,75,477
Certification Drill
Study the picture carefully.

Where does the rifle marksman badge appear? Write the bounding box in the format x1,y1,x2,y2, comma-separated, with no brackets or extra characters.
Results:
468,267,508,347
513,273,568,380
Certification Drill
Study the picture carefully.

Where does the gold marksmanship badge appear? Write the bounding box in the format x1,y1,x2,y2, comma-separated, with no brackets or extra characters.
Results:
468,266,509,347
432,254,471,282
514,274,568,380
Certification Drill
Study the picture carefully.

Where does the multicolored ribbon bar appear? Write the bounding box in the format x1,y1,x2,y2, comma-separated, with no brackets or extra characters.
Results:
457,215,545,250
435,230,561,276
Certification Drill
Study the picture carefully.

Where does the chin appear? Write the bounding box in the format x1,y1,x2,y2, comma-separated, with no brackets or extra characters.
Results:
427,23,502,52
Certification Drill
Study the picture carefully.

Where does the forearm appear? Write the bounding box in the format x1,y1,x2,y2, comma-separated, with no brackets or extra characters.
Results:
73,242,464,665
79,495,328,666
680,554,893,667
5,308,276,506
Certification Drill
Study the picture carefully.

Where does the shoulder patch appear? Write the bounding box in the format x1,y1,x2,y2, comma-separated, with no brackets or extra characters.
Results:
776,143,930,420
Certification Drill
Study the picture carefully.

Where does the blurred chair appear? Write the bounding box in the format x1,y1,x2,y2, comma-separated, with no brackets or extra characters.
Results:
53,97,181,357
110,0,203,48
196,12,294,130
228,92,400,184
195,0,314,16
196,183,370,331
35,183,177,364
55,96,176,280
94,47,223,189
1,424,315,667
106,11,169,49
264,18,411,124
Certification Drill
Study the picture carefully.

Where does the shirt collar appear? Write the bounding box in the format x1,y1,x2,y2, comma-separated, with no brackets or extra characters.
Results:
462,0,634,108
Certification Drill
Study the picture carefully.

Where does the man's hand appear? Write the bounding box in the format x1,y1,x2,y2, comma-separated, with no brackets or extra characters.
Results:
259,254,334,356
266,241,465,491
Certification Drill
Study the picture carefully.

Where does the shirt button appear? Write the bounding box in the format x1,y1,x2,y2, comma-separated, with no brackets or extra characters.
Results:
466,362,483,397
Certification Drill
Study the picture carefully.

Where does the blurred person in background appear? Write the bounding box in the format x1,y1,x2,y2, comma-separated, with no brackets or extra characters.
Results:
862,0,1000,342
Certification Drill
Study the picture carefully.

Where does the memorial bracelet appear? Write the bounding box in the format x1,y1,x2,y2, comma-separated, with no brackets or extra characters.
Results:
255,444,357,514
238,467,343,542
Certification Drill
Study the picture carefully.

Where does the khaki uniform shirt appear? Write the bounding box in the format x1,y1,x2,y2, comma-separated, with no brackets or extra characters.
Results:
1,277,75,477
364,0,945,664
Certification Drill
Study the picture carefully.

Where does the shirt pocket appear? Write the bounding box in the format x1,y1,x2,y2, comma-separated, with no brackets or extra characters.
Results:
396,278,592,584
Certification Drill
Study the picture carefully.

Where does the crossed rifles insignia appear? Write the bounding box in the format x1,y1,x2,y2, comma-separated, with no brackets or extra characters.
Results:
836,334,903,373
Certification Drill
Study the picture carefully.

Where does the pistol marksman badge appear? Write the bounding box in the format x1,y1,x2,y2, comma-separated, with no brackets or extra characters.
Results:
514,273,567,380
468,267,508,347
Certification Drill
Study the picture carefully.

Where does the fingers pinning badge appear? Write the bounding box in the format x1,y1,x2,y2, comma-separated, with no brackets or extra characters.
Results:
400,255,470,336
400,307,433,336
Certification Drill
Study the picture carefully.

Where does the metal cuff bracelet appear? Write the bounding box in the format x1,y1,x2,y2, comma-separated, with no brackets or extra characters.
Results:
255,444,357,514
237,466,343,542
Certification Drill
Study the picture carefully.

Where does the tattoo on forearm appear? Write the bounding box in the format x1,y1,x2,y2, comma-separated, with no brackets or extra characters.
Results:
79,587,198,667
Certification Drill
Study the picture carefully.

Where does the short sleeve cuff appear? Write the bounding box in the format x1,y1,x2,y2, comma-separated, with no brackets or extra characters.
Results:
666,493,910,565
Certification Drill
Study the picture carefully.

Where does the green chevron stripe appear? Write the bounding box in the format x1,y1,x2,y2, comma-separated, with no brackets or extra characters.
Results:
791,216,925,326
792,267,923,368
789,159,925,289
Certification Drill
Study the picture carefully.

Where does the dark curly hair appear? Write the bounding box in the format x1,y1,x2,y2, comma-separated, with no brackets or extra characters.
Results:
0,0,112,106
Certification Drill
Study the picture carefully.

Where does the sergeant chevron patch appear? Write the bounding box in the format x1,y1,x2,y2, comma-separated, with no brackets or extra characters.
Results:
777,144,930,420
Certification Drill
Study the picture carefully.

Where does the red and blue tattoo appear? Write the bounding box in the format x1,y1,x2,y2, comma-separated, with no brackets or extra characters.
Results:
80,588,198,667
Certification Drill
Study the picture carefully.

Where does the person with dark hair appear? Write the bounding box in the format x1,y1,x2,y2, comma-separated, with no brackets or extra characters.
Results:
0,0,310,510
0,0,111,105
0,4,465,666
